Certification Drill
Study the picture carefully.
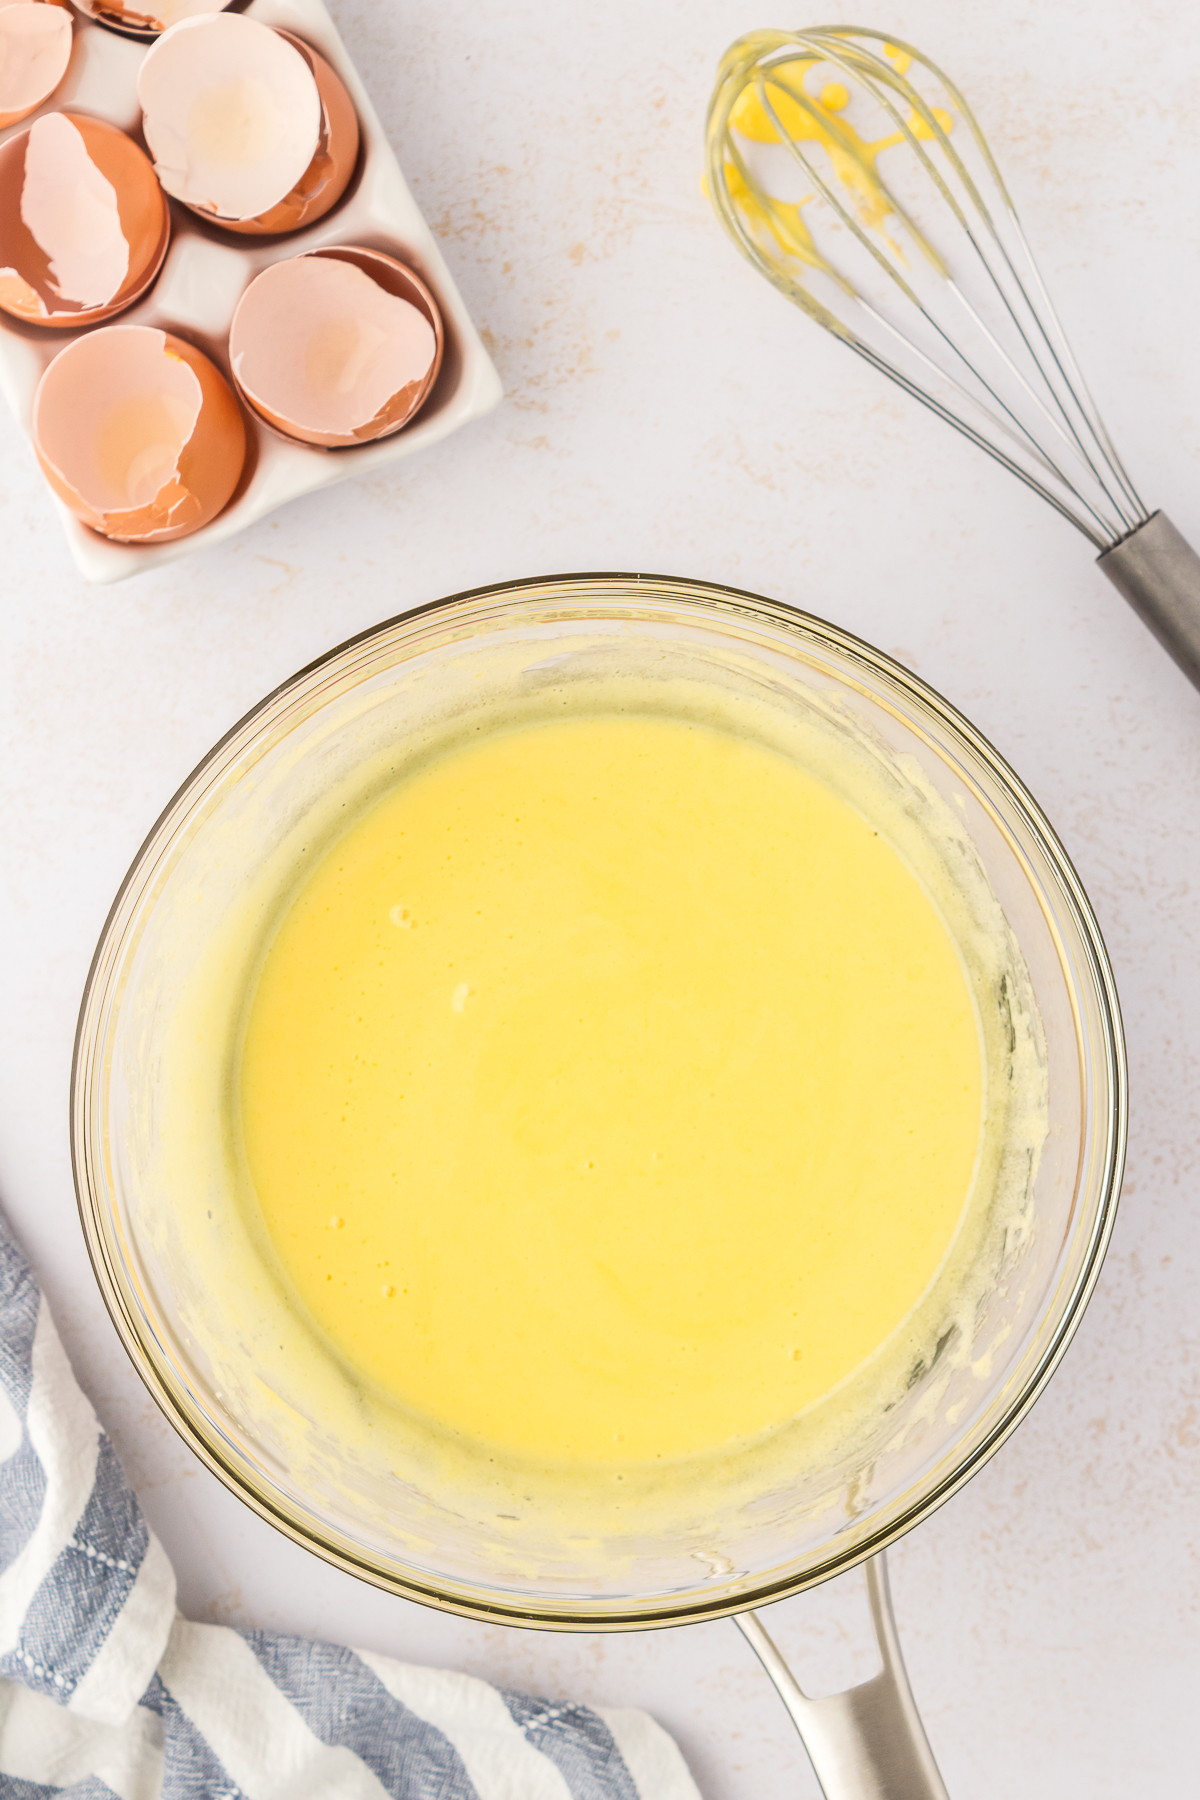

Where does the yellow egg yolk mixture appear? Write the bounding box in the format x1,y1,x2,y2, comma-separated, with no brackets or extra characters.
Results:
239,712,983,1467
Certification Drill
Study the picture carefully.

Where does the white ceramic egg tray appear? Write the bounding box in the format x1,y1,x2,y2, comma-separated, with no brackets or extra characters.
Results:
0,0,502,582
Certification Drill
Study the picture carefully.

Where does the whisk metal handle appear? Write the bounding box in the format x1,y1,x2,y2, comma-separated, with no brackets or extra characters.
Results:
737,1552,950,1800
1098,512,1200,692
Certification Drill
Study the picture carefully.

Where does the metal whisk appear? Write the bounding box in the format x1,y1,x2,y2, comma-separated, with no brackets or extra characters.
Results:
706,26,1200,691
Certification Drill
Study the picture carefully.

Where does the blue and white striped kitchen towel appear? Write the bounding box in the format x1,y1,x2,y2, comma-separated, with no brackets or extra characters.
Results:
0,1211,700,1799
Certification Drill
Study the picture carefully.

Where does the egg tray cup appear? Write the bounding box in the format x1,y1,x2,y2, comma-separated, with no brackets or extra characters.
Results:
0,0,502,582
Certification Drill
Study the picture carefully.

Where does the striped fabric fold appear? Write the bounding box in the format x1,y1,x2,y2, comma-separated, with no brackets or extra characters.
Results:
0,1214,700,1800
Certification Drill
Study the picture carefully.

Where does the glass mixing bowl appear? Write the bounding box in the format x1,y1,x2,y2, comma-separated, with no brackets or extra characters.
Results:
71,574,1126,1630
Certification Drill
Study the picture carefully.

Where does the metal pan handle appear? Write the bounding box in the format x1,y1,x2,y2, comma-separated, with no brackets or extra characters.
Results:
737,1551,949,1800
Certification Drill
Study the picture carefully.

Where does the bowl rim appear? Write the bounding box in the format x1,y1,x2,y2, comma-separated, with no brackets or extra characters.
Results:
71,570,1128,1630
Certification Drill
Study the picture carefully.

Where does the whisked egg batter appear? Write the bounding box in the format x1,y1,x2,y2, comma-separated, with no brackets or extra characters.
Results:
238,711,983,1467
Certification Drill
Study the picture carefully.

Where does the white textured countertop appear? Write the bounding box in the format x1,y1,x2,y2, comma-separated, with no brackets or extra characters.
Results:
2,1,1198,1794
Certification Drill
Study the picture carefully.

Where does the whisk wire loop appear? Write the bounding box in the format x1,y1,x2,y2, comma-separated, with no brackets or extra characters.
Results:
748,77,1122,541
803,42,1146,525
706,26,1151,548
751,74,1114,514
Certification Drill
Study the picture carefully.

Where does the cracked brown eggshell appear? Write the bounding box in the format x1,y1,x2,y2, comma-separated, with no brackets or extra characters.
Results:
0,110,169,327
137,13,359,236
69,0,234,41
228,247,443,449
33,325,246,541
0,1,73,129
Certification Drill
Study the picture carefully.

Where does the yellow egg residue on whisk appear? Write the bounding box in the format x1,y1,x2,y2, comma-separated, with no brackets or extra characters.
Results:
725,55,952,239
716,163,833,280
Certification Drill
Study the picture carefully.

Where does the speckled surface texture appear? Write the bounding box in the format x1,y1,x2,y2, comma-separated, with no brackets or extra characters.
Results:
1,2,1197,1794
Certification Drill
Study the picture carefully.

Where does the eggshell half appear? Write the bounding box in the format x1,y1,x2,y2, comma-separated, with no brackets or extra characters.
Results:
229,247,443,448
137,13,358,235
0,111,169,326
216,29,359,236
0,1,73,129
33,325,246,540
70,0,233,40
